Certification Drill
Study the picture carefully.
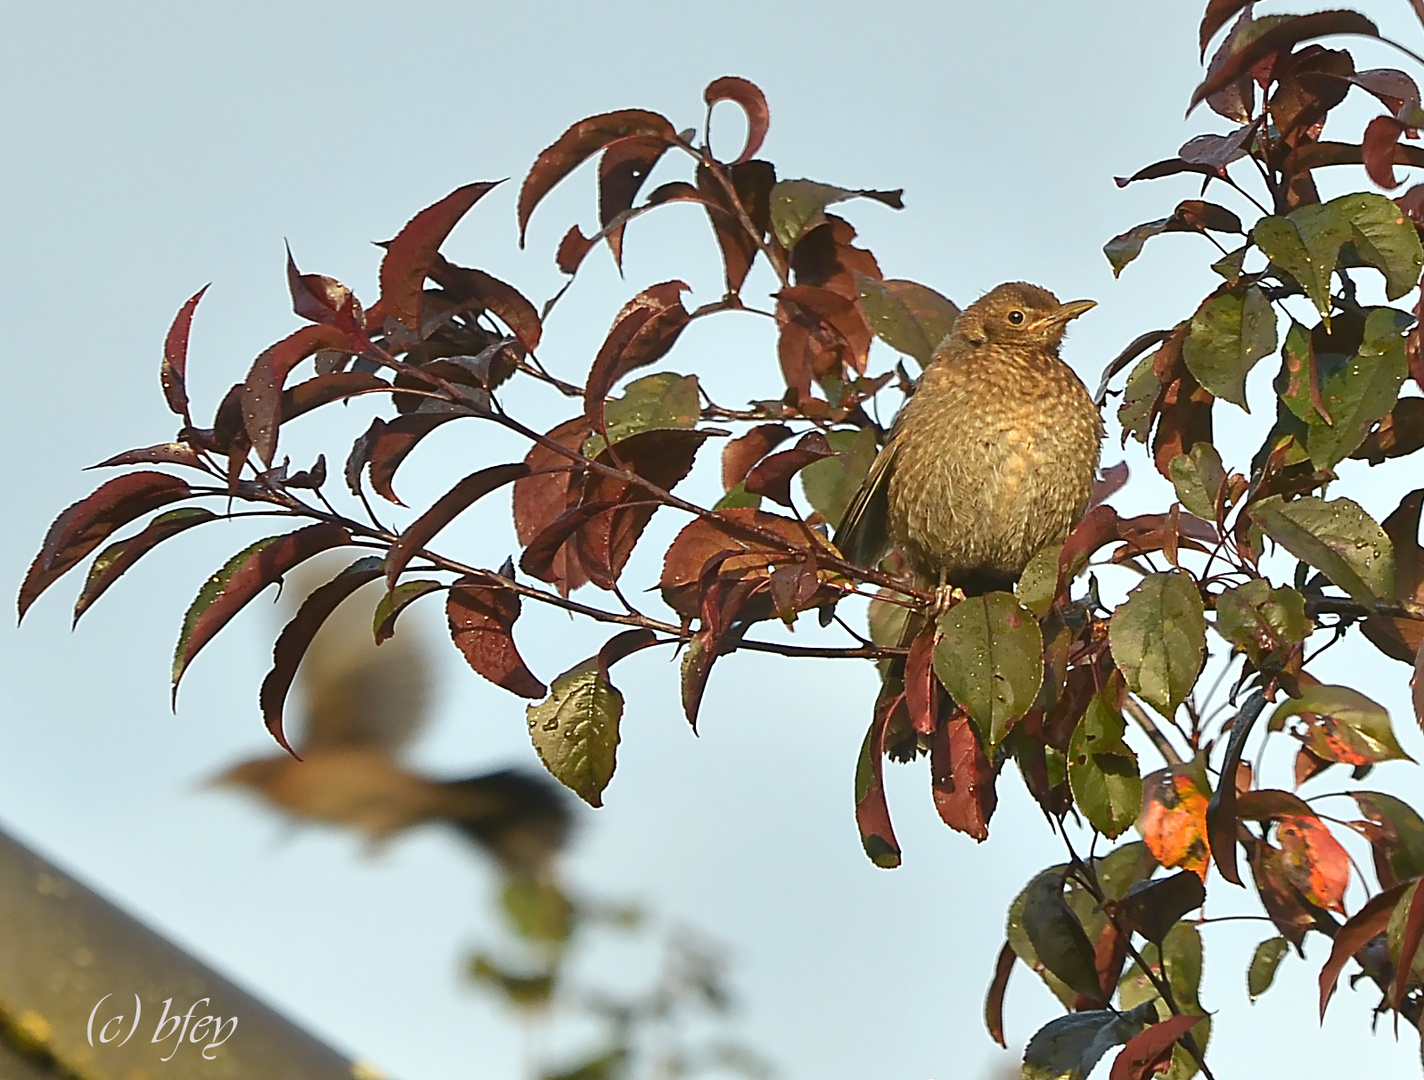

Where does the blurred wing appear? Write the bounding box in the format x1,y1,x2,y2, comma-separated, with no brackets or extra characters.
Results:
285,557,434,757
435,768,574,875
833,435,897,569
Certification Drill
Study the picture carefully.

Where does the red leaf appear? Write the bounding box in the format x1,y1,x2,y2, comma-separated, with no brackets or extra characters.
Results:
584,282,691,437
1086,461,1130,511
659,507,817,617
447,578,545,699
1364,115,1409,189
742,431,832,507
172,522,350,700
73,507,217,626
521,501,621,583
1319,881,1410,1018
703,76,770,164
370,182,502,330
596,627,660,679
428,256,542,353
162,285,208,424
1276,814,1350,912
1413,634,1424,733
1191,11,1381,111
1199,0,1251,57
281,371,390,424
519,110,679,244
696,161,777,294
286,246,365,337
576,429,710,589
90,443,207,471
984,942,1015,1048
19,472,193,622
1109,1014,1207,1080
931,710,996,841
242,323,353,467
259,555,385,754
1206,692,1267,886
855,700,902,868
513,417,592,595
1056,503,1123,596
777,284,873,376
347,413,461,506
556,225,597,275
904,625,937,737
384,462,531,589
721,423,794,491
599,137,672,268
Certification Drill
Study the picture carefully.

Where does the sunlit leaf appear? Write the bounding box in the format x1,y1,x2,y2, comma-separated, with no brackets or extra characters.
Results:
526,659,623,807
1247,937,1289,1001
1108,571,1206,718
1180,286,1276,409
933,592,1043,750
1250,494,1394,603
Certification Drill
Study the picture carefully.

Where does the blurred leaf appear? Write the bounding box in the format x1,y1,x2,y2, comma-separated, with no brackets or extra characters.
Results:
1068,685,1142,839
1109,1014,1208,1080
501,875,574,945
526,660,624,808
1247,936,1289,1001
1320,883,1409,1018
1387,880,1424,1004
801,427,878,527
1108,571,1206,718
1354,791,1424,885
1181,286,1276,409
468,953,555,1011
1119,922,1208,1080
1117,871,1206,944
934,592,1044,750
1249,494,1394,603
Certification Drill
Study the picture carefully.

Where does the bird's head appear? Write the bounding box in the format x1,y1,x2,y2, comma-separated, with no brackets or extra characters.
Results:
943,281,1096,352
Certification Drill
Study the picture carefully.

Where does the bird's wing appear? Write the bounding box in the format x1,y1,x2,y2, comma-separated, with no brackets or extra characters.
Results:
833,433,899,569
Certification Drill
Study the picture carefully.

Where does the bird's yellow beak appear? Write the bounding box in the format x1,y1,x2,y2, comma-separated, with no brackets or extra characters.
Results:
1035,299,1097,328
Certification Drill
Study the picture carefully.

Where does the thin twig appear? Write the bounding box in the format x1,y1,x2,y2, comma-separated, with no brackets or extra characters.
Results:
1122,696,1184,765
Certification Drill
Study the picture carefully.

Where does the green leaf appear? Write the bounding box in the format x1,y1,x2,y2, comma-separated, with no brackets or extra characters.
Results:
934,591,1043,749
1214,579,1308,665
767,179,903,250
1108,571,1206,718
1354,792,1424,882
1271,684,1413,763
1247,936,1289,1001
583,372,699,457
1249,494,1394,603
800,427,878,528
1118,350,1163,445
501,875,574,945
1168,443,1227,521
1306,308,1412,470
526,660,624,807
713,481,762,510
1181,286,1277,409
372,579,443,644
1017,865,1104,1003
1254,213,1336,316
854,273,959,363
1021,1004,1158,1080
1104,217,1175,277
1068,687,1142,839
467,953,554,1010
1335,192,1424,300
1211,245,1247,281
1016,543,1063,620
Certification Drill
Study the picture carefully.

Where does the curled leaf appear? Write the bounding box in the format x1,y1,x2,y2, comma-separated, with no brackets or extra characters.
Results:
448,579,545,699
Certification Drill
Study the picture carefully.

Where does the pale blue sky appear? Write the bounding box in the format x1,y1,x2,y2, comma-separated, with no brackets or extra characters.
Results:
4,2,1424,1078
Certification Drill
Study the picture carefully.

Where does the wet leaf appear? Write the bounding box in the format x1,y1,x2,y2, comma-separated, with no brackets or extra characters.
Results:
854,273,960,363
526,659,623,808
448,579,546,699
659,507,818,617
800,427,877,528
1214,579,1308,665
1068,684,1142,839
1250,494,1394,602
933,592,1043,750
242,323,352,467
384,462,531,589
1305,307,1412,470
259,556,385,753
519,110,678,244
1181,286,1276,409
1016,544,1062,620
584,372,700,458
90,443,207,471
768,179,903,250
73,508,217,625
1273,683,1412,763
19,471,194,622
1108,571,1205,718
931,710,997,841
173,523,349,701
1248,936,1290,1001
584,282,691,437
161,285,208,423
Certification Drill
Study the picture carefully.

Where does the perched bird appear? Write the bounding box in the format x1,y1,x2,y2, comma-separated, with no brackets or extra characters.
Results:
211,557,572,876
835,282,1102,596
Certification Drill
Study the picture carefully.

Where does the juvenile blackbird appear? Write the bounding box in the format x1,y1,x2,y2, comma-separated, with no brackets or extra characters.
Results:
835,282,1102,596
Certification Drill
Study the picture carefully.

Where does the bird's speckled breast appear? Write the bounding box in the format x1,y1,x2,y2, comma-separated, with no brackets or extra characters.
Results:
885,345,1102,586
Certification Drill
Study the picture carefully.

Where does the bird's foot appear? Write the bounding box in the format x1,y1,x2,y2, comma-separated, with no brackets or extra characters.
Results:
931,584,966,620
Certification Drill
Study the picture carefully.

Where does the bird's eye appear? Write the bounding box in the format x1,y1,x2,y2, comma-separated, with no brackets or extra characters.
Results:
1007,309,1025,325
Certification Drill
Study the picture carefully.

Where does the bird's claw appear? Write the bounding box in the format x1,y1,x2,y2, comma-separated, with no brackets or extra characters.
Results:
932,584,966,620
